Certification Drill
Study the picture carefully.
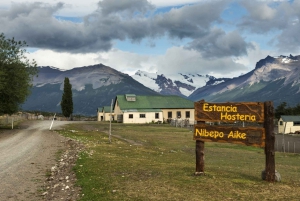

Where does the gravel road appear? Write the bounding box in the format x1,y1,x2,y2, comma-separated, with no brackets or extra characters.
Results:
0,120,76,201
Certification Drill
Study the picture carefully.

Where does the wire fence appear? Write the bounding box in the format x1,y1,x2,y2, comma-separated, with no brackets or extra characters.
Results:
275,134,300,154
0,113,96,128
169,119,195,129
0,115,24,128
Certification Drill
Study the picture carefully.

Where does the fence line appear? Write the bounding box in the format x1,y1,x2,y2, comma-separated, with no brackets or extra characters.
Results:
275,138,300,154
0,115,23,127
170,119,195,129
0,113,96,127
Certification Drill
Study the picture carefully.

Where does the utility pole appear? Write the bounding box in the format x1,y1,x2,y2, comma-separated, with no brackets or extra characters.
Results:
109,99,113,143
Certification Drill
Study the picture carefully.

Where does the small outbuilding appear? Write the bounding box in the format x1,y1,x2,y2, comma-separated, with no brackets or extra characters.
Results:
97,106,114,121
278,115,300,134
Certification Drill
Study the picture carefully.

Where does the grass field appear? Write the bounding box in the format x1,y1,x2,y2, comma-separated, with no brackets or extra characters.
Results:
57,122,300,201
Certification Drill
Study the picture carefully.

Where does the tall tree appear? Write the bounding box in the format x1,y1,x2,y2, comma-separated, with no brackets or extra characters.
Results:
0,33,37,115
61,77,73,118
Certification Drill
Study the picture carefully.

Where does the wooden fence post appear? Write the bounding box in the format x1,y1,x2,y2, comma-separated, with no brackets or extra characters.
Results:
264,101,275,182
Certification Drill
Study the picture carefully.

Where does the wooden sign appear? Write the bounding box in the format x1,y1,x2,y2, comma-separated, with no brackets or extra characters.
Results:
195,101,264,123
194,124,265,147
194,100,275,182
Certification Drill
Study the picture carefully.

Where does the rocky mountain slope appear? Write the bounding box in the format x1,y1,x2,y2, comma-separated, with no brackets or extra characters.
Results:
22,64,159,116
189,55,300,107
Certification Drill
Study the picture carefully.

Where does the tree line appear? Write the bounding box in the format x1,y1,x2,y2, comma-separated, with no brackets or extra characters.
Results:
275,102,300,119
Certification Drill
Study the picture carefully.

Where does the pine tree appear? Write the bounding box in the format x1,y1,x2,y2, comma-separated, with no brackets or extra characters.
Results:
0,33,37,115
61,77,73,118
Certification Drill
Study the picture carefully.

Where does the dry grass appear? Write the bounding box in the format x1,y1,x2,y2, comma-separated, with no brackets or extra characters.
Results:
58,122,300,201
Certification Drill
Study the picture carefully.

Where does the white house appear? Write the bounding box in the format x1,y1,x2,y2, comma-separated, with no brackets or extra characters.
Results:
278,115,300,134
113,94,194,124
97,106,114,121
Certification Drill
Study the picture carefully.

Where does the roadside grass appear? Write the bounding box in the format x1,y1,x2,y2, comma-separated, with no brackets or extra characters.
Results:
58,122,300,201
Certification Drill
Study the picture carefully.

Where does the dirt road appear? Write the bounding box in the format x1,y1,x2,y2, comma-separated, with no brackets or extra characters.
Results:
0,120,76,201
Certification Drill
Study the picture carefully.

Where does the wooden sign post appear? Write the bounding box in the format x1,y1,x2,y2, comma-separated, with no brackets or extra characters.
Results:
264,101,275,182
194,100,275,182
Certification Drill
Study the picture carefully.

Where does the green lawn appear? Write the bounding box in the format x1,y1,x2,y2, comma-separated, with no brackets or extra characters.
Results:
58,122,300,201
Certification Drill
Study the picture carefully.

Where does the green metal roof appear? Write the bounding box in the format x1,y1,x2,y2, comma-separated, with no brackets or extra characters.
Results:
281,115,300,122
116,94,194,110
98,106,113,113
103,106,113,113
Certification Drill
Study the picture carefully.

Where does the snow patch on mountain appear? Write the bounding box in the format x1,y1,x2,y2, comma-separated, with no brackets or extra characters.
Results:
211,80,225,85
179,87,192,96
132,70,160,92
132,70,213,97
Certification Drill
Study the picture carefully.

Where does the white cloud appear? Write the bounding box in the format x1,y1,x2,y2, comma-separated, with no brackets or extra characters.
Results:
1,0,204,17
233,42,278,71
27,46,249,78
149,0,203,7
6,0,299,81
26,48,154,74
1,0,99,16
154,46,248,78
25,50,100,69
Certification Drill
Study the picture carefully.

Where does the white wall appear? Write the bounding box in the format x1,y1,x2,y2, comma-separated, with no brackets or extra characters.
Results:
162,109,194,122
278,119,285,133
103,112,115,121
97,112,103,121
123,112,163,124
278,120,300,134
286,122,300,133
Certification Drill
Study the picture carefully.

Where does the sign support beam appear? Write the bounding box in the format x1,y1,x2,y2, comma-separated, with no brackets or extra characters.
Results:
195,121,205,175
264,101,275,182
195,140,205,174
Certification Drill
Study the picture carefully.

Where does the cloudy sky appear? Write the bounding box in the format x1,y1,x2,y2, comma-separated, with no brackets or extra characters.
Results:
1,0,299,78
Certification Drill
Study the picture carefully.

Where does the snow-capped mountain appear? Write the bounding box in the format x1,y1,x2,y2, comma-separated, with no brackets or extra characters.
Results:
22,54,300,115
131,70,229,97
189,54,300,107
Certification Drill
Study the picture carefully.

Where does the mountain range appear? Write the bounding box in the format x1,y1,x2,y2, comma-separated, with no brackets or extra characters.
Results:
22,64,159,116
188,54,300,107
21,54,300,116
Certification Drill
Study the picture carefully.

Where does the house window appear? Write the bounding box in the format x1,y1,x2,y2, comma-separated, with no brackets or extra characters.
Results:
125,94,136,101
155,113,159,119
294,121,300,126
186,111,190,118
279,121,283,125
129,114,133,119
140,114,146,118
168,112,172,118
177,111,181,118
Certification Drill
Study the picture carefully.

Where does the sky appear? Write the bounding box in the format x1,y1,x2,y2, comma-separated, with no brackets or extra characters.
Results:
1,0,299,78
